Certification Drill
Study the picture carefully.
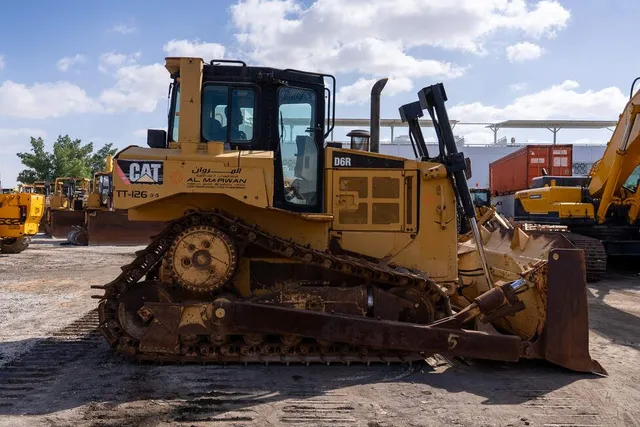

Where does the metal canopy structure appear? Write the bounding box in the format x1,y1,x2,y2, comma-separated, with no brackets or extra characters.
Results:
326,118,459,143
307,117,618,145
486,119,618,144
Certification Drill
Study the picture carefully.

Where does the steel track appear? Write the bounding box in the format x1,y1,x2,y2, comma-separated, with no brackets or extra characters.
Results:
94,210,451,364
564,233,607,282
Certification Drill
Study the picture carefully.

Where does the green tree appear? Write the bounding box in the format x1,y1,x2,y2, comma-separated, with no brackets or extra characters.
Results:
16,137,54,183
89,143,117,174
16,135,117,184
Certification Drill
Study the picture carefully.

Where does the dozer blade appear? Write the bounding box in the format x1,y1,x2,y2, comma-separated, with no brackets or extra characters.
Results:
47,210,84,238
457,224,606,375
543,248,605,374
87,210,166,246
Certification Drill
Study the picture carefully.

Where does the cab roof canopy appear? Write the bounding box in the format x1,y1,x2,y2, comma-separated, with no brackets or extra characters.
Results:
164,57,326,85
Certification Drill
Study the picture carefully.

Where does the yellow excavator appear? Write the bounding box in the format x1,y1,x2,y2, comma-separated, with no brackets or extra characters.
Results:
91,57,604,375
514,78,640,280
0,187,45,253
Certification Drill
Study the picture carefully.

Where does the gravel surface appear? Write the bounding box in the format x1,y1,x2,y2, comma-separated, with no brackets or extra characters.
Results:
0,236,638,427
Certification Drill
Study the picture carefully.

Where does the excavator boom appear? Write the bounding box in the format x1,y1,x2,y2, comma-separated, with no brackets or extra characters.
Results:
588,80,640,223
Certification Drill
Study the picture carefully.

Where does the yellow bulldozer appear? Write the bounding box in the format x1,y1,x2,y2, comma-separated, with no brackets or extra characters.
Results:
92,57,604,375
513,78,640,281
45,177,89,238
458,187,512,242
0,188,45,253
67,156,166,246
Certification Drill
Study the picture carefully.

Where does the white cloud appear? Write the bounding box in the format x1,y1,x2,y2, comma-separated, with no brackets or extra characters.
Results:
0,128,47,153
0,81,102,119
0,128,46,141
449,80,627,122
0,55,4,70
163,39,226,60
109,23,136,34
229,0,569,97
509,82,528,92
97,50,170,113
506,42,545,63
134,129,148,138
98,51,141,74
337,76,413,105
56,54,86,72
99,63,169,113
0,128,48,189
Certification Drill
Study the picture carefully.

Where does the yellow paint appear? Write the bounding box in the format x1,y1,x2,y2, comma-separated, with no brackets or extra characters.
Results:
179,305,208,328
323,147,457,282
177,58,203,145
516,86,640,225
515,186,594,220
0,193,45,239
458,227,554,340
111,56,466,288
49,177,90,211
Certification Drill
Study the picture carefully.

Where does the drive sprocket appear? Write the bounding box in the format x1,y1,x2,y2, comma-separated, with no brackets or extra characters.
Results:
164,225,238,293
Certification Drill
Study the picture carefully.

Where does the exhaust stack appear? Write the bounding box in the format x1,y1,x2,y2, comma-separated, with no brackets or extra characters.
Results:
370,78,388,153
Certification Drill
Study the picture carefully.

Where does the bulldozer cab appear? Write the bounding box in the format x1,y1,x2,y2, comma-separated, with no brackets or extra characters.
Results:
158,58,331,214
17,184,35,194
51,177,89,211
33,181,51,197
88,172,113,209
470,187,491,208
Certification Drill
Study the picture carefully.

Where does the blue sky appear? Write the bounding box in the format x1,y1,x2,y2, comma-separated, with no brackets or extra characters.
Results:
0,0,638,186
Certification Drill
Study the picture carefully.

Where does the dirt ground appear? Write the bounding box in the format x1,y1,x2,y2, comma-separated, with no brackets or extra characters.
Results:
0,236,638,427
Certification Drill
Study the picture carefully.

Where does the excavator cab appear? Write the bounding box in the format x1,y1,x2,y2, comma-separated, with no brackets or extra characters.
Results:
93,57,604,375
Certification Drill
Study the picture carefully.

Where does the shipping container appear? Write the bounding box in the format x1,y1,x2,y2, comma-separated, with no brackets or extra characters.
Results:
489,144,573,196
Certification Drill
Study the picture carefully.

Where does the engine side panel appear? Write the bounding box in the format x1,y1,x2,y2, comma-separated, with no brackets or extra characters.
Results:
325,147,458,283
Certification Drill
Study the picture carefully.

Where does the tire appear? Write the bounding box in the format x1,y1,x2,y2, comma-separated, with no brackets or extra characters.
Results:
67,230,78,245
1,236,31,254
75,230,88,246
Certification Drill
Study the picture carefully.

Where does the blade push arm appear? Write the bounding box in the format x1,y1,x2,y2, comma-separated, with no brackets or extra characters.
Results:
417,83,492,286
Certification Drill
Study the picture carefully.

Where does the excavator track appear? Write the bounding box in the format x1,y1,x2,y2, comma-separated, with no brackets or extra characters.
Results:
94,210,451,365
563,233,607,282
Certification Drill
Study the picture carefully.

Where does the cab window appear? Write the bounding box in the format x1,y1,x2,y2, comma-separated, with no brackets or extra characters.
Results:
202,85,255,145
170,84,180,142
278,86,318,207
623,164,640,193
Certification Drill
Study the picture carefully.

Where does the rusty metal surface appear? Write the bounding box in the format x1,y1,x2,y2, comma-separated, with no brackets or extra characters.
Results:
252,286,370,316
86,210,166,246
137,299,523,362
48,210,84,238
93,209,605,374
537,248,607,375
93,210,454,365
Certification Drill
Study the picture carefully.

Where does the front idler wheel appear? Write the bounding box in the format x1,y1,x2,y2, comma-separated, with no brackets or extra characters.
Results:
117,281,173,340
